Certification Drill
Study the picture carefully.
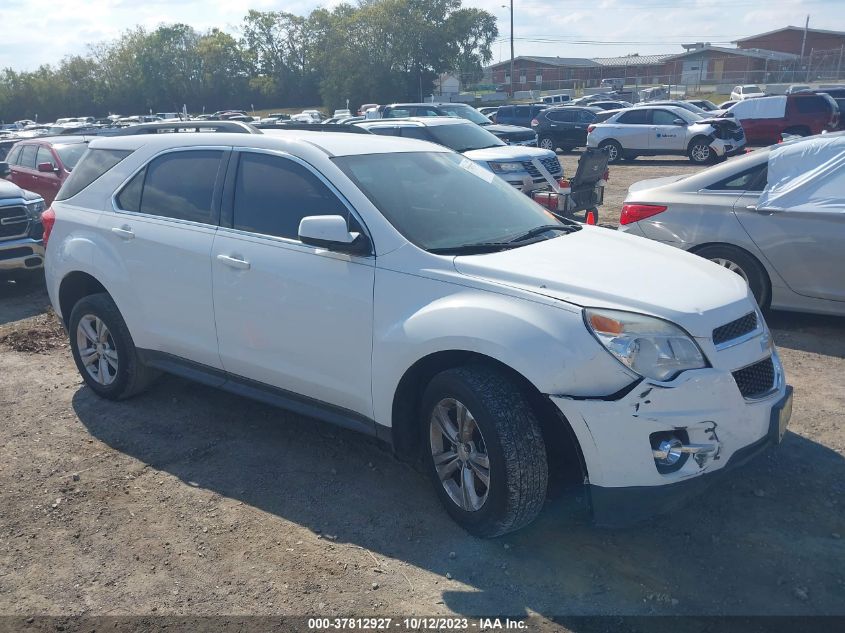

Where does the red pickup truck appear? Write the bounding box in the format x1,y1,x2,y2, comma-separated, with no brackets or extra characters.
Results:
5,137,88,205
726,93,839,145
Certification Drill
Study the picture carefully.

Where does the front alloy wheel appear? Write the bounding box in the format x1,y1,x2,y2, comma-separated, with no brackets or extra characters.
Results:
689,141,713,164
538,136,556,151
429,398,491,512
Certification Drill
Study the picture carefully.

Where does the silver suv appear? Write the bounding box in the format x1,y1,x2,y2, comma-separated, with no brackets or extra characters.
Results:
586,105,746,164
356,117,562,191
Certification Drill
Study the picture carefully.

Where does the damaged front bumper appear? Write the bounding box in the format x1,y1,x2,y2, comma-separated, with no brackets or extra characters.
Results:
550,362,791,526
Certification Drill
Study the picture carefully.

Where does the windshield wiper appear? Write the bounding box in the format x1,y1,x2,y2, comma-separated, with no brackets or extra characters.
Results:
505,224,580,243
429,242,514,255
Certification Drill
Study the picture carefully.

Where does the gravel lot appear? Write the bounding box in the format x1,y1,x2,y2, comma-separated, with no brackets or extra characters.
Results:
0,155,843,628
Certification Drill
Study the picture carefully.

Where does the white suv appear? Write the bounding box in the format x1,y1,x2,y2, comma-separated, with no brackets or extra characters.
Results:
43,131,792,536
587,105,746,164
731,85,766,101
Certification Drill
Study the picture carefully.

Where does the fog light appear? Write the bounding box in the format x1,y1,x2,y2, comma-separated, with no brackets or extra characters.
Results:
650,431,690,474
654,438,683,466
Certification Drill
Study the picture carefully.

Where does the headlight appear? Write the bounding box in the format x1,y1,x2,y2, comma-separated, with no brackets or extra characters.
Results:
488,161,523,173
25,200,45,218
584,308,707,381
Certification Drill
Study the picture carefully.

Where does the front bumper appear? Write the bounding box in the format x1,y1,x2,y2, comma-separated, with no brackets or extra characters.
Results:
710,137,747,157
0,237,45,275
550,361,791,525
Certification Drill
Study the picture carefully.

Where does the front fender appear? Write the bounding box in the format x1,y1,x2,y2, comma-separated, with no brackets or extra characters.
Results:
370,267,634,428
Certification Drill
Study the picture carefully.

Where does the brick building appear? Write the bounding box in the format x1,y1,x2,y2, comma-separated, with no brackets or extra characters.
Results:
734,27,845,56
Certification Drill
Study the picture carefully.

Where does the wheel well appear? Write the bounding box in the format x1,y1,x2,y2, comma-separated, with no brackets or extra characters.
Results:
687,135,711,152
391,351,588,491
58,272,109,327
688,242,772,308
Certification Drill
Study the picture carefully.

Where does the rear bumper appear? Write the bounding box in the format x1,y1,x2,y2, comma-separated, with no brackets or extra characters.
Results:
0,237,45,274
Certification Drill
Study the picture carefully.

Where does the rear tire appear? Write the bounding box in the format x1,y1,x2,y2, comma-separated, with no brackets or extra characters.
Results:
599,140,623,164
538,136,556,151
622,154,639,162
68,293,159,400
694,245,770,308
421,365,548,537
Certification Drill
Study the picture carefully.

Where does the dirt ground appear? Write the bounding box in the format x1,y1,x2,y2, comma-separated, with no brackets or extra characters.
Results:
0,156,843,629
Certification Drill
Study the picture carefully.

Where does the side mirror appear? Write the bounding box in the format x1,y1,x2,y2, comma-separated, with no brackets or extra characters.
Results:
0,161,10,179
37,161,57,173
298,215,370,255
673,118,686,126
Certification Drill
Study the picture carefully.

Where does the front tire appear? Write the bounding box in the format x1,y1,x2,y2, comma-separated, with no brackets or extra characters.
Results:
599,140,623,164
68,293,158,400
688,138,714,164
694,245,770,308
421,365,548,537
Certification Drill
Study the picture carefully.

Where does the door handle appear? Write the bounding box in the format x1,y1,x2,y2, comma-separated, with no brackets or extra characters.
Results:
216,254,251,270
746,205,780,214
111,226,135,240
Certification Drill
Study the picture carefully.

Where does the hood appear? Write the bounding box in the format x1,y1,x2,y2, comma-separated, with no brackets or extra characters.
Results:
0,178,36,200
482,123,535,136
452,227,751,337
627,174,689,193
463,146,556,162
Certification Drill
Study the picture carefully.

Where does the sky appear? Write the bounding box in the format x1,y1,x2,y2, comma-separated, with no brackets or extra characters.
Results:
1,0,844,71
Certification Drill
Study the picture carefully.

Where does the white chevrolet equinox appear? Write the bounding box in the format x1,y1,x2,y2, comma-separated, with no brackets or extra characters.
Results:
43,131,792,537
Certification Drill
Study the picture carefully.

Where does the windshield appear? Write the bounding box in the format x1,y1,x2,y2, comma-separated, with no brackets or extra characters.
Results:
426,123,504,152
438,104,493,125
55,143,88,170
334,152,571,252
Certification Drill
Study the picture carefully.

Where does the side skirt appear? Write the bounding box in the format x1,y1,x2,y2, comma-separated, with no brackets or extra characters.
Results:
137,349,386,441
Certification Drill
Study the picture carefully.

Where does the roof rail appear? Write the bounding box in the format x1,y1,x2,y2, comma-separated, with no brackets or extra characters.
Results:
97,121,262,136
253,122,372,134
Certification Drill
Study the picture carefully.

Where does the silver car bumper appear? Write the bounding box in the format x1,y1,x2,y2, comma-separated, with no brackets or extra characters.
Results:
0,237,45,273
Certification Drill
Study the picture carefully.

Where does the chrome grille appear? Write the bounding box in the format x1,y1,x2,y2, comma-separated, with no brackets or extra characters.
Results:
713,312,757,346
0,205,30,240
520,156,563,181
732,356,775,399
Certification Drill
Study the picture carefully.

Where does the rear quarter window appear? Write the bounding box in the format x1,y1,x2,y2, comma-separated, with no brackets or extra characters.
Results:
54,148,132,202
793,96,829,114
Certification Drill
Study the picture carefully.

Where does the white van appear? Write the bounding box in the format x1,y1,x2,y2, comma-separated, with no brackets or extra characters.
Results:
541,94,571,105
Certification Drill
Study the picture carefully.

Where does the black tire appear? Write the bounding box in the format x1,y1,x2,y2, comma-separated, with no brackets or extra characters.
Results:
783,126,810,137
688,137,714,164
538,136,556,151
622,154,639,162
421,364,548,537
599,140,623,164
68,293,158,400
694,245,770,308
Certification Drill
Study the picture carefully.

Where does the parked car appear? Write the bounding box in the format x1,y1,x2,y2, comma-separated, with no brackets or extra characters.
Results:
531,106,602,151
0,138,18,162
358,103,378,116
587,105,746,164
686,99,720,111
0,175,45,284
726,93,839,144
618,132,845,315
636,100,713,116
784,85,812,95
494,103,547,128
333,109,352,118
600,78,625,91
587,100,633,111
155,112,181,120
5,136,88,205
638,86,669,102
355,117,560,191
380,102,537,146
816,90,845,129
719,100,738,110
477,106,499,118
44,130,792,535
730,85,766,101
541,94,572,106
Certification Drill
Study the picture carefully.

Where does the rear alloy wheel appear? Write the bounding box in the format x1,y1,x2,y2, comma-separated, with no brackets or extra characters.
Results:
695,245,770,308
422,365,548,537
688,139,713,165
538,136,556,151
600,140,623,164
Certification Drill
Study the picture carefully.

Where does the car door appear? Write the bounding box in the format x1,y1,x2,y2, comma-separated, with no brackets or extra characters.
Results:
34,146,62,205
736,169,845,302
100,148,227,369
612,109,651,151
11,144,40,196
575,109,597,145
648,109,687,152
211,149,375,419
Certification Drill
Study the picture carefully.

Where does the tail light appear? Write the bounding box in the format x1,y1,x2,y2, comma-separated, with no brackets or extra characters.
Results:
587,125,596,134
530,118,539,127
41,207,56,246
620,203,667,225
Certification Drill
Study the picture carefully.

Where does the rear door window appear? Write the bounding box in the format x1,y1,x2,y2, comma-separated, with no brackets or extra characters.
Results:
232,152,348,241
617,109,649,124
547,110,575,123
19,145,37,169
793,96,828,114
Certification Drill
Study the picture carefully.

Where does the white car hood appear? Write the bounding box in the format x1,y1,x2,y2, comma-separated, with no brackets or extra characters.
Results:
452,227,752,337
463,146,555,162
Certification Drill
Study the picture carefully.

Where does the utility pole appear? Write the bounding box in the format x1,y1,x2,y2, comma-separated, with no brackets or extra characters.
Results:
799,15,809,59
510,0,515,97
